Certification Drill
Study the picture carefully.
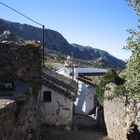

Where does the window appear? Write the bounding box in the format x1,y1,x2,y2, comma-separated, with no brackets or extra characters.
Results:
43,91,52,102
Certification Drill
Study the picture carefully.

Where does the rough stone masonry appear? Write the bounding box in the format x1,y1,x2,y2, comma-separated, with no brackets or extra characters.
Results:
104,83,140,140
0,41,42,89
0,41,42,140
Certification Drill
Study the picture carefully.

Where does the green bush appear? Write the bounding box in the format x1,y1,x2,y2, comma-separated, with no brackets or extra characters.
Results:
124,31,140,99
123,0,140,100
96,68,124,105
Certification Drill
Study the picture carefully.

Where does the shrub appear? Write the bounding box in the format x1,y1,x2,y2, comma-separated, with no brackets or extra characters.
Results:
122,0,140,100
96,68,124,105
123,30,140,99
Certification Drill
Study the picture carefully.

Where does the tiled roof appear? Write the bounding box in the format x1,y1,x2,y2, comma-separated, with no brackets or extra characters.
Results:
78,72,105,86
42,68,78,100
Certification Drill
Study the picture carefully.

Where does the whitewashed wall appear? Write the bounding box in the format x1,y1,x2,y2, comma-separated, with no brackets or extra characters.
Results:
38,85,73,126
57,67,102,115
57,67,107,79
74,68,107,78
74,82,95,115
85,88,95,114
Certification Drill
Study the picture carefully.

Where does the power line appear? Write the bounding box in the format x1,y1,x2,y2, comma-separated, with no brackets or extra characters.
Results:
0,1,46,67
0,1,43,27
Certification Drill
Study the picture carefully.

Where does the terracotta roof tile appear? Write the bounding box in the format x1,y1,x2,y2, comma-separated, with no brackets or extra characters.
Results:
78,73,105,86
42,68,78,100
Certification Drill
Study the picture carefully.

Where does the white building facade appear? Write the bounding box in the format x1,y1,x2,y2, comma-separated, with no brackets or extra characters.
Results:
57,67,107,115
38,69,78,126
38,85,74,126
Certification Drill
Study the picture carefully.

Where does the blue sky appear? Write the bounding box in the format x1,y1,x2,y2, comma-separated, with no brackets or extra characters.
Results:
0,0,138,60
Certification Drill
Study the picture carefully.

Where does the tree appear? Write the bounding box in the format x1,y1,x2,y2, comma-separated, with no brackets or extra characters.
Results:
96,68,124,105
124,0,140,99
126,0,140,14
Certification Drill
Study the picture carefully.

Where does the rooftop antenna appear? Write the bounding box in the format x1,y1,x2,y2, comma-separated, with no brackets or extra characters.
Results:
0,1,45,67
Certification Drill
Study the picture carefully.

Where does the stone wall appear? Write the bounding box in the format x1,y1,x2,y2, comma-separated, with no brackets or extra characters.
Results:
13,95,40,140
0,96,40,140
0,42,42,89
0,41,42,140
0,99,16,140
104,83,140,140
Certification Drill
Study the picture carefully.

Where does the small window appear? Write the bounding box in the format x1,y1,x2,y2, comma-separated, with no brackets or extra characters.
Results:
43,91,52,102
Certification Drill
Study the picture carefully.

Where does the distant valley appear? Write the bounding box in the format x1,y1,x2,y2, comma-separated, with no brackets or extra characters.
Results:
0,18,125,69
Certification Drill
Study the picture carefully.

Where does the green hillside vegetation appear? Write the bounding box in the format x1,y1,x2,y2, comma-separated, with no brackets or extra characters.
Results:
45,48,123,69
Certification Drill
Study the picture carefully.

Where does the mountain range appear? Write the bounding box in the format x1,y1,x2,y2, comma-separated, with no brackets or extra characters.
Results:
0,18,125,69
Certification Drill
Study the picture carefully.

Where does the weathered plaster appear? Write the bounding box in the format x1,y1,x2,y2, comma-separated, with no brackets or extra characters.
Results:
38,85,73,126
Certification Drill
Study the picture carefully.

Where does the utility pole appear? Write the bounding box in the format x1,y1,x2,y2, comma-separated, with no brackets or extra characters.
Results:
42,25,45,67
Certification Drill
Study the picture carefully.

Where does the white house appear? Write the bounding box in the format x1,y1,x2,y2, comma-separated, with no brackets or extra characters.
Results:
57,66,107,115
0,30,11,42
38,69,78,127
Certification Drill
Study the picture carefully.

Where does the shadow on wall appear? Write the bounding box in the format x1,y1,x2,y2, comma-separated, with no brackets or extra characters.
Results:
75,83,86,114
127,124,140,140
96,106,107,134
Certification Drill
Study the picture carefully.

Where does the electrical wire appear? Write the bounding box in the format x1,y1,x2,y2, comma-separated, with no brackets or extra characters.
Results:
0,1,45,67
0,1,43,27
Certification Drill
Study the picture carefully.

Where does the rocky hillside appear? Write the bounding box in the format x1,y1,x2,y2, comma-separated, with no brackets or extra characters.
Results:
0,18,125,68
71,44,125,68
